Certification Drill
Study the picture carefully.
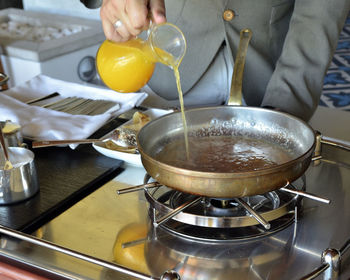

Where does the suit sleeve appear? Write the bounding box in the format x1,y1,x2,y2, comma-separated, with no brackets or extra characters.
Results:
261,0,350,121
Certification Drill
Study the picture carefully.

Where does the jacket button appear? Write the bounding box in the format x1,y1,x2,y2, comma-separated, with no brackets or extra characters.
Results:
223,9,235,21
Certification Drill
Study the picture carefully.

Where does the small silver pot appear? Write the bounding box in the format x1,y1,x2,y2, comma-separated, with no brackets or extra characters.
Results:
0,147,39,205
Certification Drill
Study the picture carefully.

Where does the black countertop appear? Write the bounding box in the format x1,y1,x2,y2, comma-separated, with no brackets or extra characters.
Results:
0,126,124,233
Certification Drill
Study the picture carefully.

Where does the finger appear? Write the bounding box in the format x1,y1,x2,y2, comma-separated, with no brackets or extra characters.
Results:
101,19,119,41
125,0,149,35
149,0,166,24
114,20,135,41
100,11,125,41
100,0,123,25
100,0,126,41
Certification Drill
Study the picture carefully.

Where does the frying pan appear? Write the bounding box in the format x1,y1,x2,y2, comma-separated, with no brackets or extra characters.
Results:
137,106,315,198
137,29,316,198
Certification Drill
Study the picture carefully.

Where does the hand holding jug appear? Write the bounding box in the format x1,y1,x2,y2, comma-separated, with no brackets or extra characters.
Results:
96,23,186,93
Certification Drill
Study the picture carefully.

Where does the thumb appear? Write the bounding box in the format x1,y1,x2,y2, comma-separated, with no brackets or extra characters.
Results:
149,0,166,24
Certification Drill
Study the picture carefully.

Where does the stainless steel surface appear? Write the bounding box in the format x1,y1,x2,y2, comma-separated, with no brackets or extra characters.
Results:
0,147,39,204
300,247,343,280
322,248,341,279
300,264,330,280
0,141,348,279
137,106,316,198
0,225,164,280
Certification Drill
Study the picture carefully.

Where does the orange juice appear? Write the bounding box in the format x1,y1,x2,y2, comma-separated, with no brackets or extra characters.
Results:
97,32,189,158
96,39,156,93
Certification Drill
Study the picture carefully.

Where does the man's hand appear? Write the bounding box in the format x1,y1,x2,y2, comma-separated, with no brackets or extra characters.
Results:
100,0,166,42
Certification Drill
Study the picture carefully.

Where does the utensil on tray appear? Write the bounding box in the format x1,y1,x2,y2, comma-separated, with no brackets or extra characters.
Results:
25,92,60,105
32,138,138,154
0,125,13,170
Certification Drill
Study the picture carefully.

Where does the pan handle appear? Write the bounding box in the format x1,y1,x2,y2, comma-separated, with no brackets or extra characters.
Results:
228,29,252,106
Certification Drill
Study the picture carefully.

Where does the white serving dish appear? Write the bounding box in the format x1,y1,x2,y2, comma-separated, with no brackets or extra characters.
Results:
92,108,172,167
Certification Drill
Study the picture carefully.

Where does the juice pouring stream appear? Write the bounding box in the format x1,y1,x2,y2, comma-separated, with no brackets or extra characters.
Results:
148,24,189,158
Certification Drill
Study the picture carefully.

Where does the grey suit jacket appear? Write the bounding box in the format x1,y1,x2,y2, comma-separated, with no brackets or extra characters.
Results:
147,0,350,121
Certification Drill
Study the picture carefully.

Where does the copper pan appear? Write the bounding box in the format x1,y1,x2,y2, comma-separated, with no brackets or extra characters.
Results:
137,29,316,198
137,106,315,198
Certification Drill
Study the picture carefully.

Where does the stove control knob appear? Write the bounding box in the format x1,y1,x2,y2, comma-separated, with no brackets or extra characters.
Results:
160,270,181,280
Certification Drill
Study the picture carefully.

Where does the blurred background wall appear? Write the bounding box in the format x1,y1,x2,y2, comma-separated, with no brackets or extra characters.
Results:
22,0,100,20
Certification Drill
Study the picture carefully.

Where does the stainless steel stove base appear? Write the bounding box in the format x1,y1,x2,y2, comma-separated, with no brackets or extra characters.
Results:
0,141,349,279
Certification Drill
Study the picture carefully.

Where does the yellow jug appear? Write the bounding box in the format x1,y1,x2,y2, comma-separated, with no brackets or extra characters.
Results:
96,23,186,93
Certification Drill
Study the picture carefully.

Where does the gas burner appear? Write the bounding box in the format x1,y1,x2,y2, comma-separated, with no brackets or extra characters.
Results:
142,175,307,242
117,172,330,243
170,191,281,217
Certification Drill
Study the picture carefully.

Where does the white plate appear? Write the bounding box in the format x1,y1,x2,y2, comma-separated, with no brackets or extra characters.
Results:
92,108,172,167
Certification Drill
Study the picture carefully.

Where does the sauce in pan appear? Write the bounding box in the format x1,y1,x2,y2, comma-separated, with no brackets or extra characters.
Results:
154,136,293,172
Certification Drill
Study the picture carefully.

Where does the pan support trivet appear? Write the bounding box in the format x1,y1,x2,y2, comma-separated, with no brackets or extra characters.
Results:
117,172,330,242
